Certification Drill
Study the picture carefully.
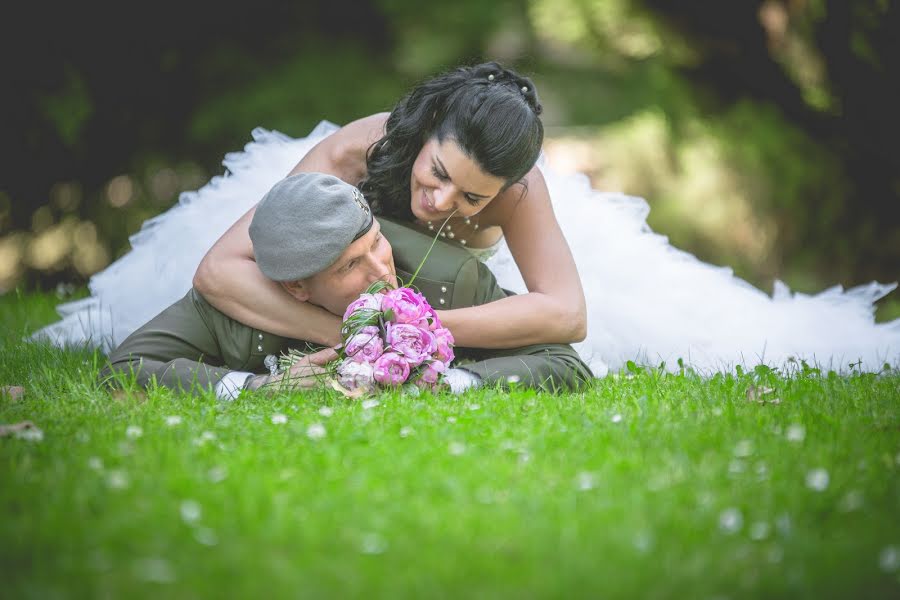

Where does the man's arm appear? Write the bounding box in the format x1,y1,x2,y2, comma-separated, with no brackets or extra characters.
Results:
100,290,235,394
453,262,595,392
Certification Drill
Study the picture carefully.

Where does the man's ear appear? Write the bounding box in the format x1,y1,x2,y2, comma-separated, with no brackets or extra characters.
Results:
280,280,310,302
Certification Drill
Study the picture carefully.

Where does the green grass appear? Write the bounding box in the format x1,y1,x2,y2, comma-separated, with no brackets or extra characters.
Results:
2,291,899,599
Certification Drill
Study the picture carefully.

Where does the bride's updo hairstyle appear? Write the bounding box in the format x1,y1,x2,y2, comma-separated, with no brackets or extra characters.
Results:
361,61,544,220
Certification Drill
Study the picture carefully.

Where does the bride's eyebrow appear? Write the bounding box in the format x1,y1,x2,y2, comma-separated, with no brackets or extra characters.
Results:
434,156,490,199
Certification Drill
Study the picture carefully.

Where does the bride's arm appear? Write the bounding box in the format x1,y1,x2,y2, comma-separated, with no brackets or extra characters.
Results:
194,207,343,346
193,114,390,346
437,167,587,348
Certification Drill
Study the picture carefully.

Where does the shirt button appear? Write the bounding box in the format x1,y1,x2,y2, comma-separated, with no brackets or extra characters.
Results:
439,298,445,305
258,333,263,340
441,286,447,293
257,345,263,352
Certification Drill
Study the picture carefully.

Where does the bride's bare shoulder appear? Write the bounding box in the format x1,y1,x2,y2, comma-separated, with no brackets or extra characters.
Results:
289,112,390,181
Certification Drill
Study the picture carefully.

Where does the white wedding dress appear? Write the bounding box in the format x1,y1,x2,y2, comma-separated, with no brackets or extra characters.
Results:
34,121,900,376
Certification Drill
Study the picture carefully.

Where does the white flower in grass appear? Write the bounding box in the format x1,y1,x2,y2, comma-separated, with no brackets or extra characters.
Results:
207,466,228,484
786,424,805,442
575,471,597,491
729,459,746,475
306,423,326,440
399,426,414,438
611,413,623,424
360,532,388,555
14,426,44,442
633,532,654,554
194,527,218,547
164,415,182,427
879,546,899,572
361,399,380,410
805,468,829,491
755,461,769,480
718,508,743,534
132,557,175,583
271,413,288,425
447,416,457,424
767,545,784,563
506,375,521,384
125,425,143,439
88,457,103,471
838,490,864,512
467,403,481,411
180,500,201,524
106,470,129,490
775,514,792,537
749,521,770,541
318,406,334,418
193,431,216,446
734,439,754,457
448,441,466,456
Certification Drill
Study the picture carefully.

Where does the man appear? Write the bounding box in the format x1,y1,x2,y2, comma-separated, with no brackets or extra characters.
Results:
102,173,593,397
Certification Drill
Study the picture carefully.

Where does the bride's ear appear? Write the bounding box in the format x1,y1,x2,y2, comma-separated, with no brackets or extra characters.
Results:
281,280,310,302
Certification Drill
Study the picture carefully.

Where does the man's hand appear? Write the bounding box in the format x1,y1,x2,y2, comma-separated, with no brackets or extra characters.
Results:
244,347,340,392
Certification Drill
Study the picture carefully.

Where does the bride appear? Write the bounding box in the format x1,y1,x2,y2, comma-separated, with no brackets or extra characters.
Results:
35,62,899,375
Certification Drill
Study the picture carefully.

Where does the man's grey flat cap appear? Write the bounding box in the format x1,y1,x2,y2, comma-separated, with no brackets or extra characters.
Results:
250,173,374,281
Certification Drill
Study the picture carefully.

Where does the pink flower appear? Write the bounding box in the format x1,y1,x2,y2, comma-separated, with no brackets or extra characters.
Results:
385,322,436,367
433,327,455,364
373,352,410,386
344,326,384,363
343,293,383,321
419,360,446,385
382,288,431,324
337,358,376,392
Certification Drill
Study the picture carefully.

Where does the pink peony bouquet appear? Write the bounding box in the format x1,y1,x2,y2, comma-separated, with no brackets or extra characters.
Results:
335,282,455,394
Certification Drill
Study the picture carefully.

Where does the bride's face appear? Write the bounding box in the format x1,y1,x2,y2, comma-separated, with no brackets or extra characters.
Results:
409,137,506,223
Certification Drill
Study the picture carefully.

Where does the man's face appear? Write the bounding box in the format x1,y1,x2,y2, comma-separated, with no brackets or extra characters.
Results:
284,220,397,316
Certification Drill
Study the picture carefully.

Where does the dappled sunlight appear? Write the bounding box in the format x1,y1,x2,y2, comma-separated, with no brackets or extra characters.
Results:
529,0,662,60
1,163,207,292
544,109,778,282
106,175,134,208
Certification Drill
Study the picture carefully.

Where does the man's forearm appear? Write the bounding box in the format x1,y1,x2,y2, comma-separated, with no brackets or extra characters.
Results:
455,343,594,392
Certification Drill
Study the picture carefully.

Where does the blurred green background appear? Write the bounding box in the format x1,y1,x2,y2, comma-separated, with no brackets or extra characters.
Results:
2,0,898,316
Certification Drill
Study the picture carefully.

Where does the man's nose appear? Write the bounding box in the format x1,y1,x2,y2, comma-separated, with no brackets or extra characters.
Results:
367,255,395,285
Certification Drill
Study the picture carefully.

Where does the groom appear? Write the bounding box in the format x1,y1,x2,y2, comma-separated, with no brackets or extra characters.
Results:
102,173,593,396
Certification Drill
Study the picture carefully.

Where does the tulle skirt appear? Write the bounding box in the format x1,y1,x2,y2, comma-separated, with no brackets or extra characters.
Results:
34,121,900,375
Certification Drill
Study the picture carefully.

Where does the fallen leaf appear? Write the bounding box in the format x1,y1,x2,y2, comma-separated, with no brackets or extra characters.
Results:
110,389,148,403
1,386,25,402
330,379,369,400
0,420,42,440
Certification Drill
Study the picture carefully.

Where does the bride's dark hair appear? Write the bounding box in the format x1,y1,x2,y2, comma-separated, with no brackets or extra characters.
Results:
360,61,544,220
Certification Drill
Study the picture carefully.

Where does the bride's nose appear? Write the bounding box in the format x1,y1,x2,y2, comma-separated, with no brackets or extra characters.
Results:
432,185,455,212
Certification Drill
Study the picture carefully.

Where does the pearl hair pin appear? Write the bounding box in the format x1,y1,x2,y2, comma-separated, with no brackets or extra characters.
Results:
488,74,495,81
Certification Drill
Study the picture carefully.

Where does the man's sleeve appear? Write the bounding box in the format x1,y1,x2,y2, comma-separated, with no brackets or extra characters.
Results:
100,290,234,394
453,262,595,392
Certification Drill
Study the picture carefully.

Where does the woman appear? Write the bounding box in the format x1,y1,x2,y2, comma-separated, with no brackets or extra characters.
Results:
36,63,898,374
194,61,587,353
